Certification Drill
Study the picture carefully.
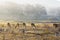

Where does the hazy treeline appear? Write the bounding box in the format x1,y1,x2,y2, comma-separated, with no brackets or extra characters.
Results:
0,2,60,21
0,2,47,21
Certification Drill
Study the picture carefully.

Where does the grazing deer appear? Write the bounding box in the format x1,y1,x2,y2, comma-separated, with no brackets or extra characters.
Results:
22,23,26,29
7,23,11,28
53,24,60,36
31,23,36,29
22,23,26,32
15,23,20,28
4,23,12,33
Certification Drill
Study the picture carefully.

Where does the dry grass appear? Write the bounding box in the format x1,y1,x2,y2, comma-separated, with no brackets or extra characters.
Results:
0,22,59,40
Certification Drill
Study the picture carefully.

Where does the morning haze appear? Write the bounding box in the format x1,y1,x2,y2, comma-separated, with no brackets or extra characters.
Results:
0,0,60,22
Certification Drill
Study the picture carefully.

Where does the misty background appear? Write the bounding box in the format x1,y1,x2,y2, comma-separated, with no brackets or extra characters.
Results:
0,0,60,22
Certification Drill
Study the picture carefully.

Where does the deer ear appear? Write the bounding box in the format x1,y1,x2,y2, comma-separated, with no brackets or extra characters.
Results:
31,23,35,26
23,23,26,26
7,23,11,27
53,24,58,28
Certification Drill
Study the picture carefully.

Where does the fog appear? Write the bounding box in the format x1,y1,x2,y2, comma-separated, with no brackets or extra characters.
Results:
0,2,47,21
0,2,60,22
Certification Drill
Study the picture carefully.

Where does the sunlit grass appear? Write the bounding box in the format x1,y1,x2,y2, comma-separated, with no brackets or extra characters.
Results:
0,21,59,40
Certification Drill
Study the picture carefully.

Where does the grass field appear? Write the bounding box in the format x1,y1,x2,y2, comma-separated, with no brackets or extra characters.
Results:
0,21,59,40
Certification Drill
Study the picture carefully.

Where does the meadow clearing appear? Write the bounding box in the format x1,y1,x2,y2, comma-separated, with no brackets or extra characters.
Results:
0,21,59,40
